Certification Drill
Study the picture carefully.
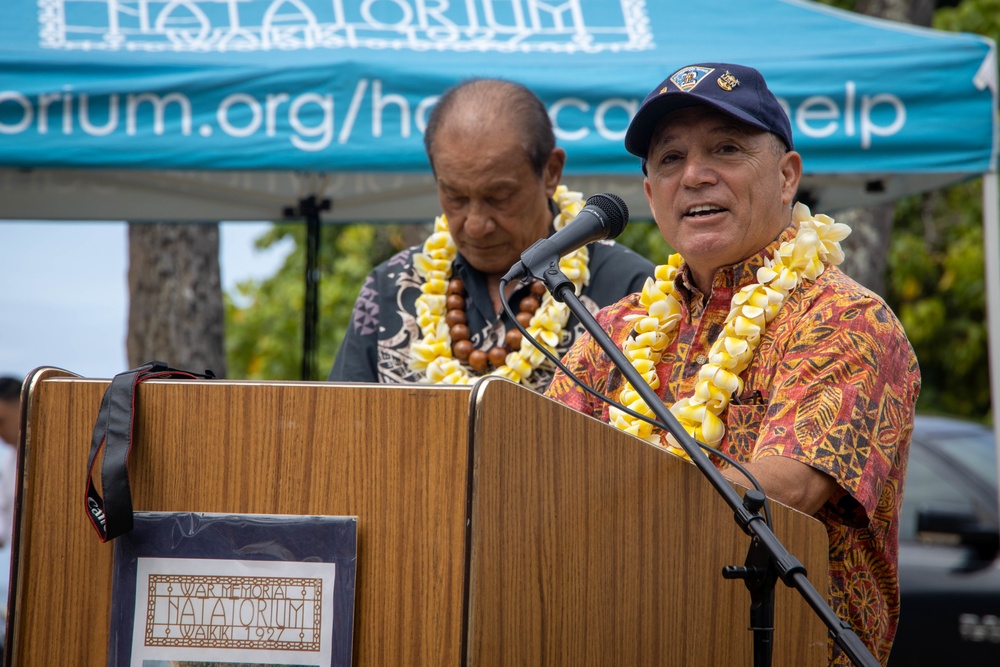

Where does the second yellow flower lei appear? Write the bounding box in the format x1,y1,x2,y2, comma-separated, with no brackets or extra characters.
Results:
409,185,591,385
608,203,851,457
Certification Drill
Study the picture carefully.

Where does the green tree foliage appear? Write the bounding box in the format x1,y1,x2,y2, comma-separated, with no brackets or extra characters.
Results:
900,0,997,419
934,0,1000,35
814,0,1000,35
886,182,991,419
816,0,857,10
226,223,423,379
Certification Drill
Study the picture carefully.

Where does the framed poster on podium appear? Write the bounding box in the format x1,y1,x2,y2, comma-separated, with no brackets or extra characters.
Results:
107,512,358,667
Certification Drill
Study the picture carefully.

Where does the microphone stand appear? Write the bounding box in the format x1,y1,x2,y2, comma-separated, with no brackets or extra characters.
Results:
526,263,880,667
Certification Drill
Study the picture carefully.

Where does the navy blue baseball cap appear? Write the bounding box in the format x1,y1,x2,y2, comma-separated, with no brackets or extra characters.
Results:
625,63,794,165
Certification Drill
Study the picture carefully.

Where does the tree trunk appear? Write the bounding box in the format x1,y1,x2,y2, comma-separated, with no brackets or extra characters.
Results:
833,204,897,296
127,223,227,378
854,0,934,25
833,0,933,295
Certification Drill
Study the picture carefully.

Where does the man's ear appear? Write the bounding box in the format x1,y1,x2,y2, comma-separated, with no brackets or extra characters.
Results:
543,147,567,196
643,177,658,221
779,150,803,206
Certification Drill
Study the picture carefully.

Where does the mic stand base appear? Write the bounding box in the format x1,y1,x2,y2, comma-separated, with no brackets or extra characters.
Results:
722,491,777,667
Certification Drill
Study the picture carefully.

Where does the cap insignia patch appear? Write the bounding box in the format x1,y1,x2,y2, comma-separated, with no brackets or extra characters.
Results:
669,66,715,93
717,70,740,91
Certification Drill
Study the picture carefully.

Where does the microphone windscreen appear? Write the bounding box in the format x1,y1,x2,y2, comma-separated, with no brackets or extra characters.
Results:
585,193,629,239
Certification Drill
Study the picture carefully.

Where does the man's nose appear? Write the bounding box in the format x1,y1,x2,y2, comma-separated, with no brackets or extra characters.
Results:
681,153,718,187
463,201,496,237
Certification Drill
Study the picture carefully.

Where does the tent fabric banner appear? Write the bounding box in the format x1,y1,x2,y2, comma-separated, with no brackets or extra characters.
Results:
1,0,996,180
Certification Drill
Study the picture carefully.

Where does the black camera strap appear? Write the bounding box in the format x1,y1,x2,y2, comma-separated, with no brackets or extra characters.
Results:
85,361,214,542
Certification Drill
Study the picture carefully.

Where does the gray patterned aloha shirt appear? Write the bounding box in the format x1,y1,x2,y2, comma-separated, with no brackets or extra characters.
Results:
329,238,656,392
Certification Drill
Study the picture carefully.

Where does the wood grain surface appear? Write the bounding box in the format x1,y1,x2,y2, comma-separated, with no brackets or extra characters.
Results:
10,371,831,666
10,372,471,666
466,377,830,666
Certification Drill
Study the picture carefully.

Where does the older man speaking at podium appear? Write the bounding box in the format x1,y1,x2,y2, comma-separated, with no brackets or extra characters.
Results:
546,62,920,666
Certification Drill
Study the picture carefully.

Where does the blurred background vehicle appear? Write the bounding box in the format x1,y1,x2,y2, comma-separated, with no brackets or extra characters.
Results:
888,415,1000,665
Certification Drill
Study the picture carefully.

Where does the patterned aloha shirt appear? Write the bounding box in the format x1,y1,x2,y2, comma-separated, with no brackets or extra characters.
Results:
329,238,656,391
545,225,921,666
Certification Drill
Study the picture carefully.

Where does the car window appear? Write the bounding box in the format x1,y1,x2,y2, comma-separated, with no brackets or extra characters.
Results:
930,432,998,490
899,445,979,542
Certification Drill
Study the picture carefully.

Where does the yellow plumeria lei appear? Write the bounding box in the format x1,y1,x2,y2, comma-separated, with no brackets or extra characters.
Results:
409,185,591,385
608,202,851,458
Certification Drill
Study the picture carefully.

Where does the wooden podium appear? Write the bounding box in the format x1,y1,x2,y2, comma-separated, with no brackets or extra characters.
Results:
7,368,829,665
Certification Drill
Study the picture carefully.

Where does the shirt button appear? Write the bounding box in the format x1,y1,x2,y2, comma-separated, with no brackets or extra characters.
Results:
695,354,708,365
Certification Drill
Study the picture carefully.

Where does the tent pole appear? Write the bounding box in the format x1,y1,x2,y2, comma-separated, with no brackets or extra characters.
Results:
984,171,1000,516
303,204,320,381
285,195,331,381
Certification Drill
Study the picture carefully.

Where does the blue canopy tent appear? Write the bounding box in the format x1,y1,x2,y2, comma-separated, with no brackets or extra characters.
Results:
1,1,999,457
0,0,995,219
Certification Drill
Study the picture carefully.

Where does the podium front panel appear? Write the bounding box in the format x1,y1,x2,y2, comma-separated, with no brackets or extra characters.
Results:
465,377,830,666
10,372,472,666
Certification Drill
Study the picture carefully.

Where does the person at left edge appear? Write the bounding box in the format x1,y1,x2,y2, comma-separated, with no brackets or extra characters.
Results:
0,375,22,653
329,78,656,390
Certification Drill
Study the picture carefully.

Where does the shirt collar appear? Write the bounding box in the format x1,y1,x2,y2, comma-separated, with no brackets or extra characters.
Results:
453,252,540,324
676,223,797,299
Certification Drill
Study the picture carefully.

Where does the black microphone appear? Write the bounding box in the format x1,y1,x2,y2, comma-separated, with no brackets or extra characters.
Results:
502,192,629,283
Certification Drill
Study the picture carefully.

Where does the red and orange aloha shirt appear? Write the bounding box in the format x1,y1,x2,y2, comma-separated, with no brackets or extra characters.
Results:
545,226,921,666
